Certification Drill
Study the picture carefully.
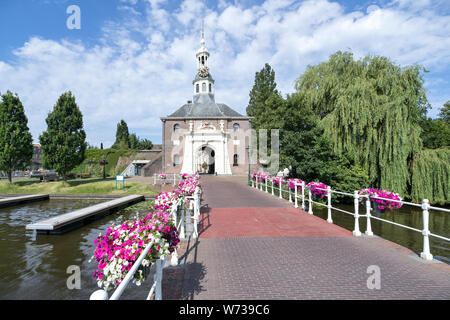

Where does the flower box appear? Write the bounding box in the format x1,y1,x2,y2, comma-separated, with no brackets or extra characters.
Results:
359,188,402,213
306,181,328,198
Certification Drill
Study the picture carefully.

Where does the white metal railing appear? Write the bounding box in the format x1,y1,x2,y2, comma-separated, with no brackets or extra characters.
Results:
153,173,182,186
90,187,202,300
252,178,450,261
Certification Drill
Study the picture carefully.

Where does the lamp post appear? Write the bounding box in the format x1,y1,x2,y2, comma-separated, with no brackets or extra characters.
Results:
246,145,250,186
100,155,108,180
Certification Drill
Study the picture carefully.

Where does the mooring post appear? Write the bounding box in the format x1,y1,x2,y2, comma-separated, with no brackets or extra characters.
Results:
308,187,313,215
365,195,374,236
353,191,361,236
294,183,298,208
420,199,433,261
327,186,333,223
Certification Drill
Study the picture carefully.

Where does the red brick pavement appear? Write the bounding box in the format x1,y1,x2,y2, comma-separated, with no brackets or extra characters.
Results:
198,207,352,238
169,176,450,300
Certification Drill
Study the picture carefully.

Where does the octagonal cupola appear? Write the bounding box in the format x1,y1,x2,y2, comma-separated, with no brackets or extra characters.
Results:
193,25,215,99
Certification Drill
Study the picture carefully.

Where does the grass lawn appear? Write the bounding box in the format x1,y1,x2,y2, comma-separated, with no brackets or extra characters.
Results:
0,177,158,196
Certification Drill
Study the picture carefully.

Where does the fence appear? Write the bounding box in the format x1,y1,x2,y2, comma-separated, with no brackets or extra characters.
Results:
89,187,201,300
153,173,182,186
251,177,449,261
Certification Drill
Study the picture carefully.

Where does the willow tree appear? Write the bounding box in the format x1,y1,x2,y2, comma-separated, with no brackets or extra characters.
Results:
411,148,449,204
295,51,428,197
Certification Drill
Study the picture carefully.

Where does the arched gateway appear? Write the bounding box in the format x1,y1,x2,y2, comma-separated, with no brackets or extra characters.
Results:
153,26,252,175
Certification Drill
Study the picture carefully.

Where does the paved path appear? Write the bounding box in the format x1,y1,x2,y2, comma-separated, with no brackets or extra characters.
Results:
176,176,450,300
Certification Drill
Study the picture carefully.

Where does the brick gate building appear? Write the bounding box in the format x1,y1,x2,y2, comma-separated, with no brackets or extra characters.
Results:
143,29,252,176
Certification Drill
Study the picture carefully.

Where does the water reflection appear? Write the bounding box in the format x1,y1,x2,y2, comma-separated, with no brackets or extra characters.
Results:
0,199,155,300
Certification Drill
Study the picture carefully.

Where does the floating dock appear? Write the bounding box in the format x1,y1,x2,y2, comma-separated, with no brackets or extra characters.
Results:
26,194,144,234
0,194,49,208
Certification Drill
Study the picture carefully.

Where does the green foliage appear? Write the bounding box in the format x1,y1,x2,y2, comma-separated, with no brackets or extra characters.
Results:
438,101,450,124
39,91,86,180
411,148,449,204
138,138,153,150
113,120,130,149
112,120,153,150
420,117,450,149
0,91,33,183
70,148,138,177
295,51,428,197
247,63,279,130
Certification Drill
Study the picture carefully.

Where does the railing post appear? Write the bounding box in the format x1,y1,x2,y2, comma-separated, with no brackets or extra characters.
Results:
365,195,374,236
308,187,313,215
289,185,292,203
420,199,433,261
189,198,197,239
154,259,163,300
294,183,298,208
90,289,108,300
279,181,282,199
326,186,332,223
301,182,305,210
272,179,275,196
353,191,361,236
193,193,199,238
251,178,254,188
265,177,268,193
173,174,176,185
153,174,156,185
179,204,185,240
260,178,263,191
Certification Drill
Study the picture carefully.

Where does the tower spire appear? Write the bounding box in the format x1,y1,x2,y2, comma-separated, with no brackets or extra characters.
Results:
193,19,214,99
201,19,205,47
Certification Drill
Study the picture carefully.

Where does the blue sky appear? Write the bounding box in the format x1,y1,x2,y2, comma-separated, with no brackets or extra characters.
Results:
0,0,449,147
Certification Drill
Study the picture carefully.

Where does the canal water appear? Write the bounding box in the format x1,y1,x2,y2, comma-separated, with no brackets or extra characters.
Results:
0,199,157,300
311,202,450,263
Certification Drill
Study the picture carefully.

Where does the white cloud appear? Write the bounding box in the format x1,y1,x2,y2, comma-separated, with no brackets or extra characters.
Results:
0,0,449,147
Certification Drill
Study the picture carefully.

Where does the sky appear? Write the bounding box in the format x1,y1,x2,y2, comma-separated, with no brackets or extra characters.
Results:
0,0,449,147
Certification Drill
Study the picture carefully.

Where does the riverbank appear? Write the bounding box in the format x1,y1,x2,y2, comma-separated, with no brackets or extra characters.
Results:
0,178,158,196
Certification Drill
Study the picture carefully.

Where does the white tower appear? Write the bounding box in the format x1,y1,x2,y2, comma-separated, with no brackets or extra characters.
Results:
193,23,215,98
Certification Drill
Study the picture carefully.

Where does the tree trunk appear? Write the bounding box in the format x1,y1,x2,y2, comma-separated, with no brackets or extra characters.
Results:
7,171,12,184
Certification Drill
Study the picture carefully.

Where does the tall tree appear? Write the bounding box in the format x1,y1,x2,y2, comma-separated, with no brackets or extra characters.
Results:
128,133,139,149
438,101,450,124
112,120,130,149
247,63,279,130
295,51,428,196
39,91,86,181
0,91,33,183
